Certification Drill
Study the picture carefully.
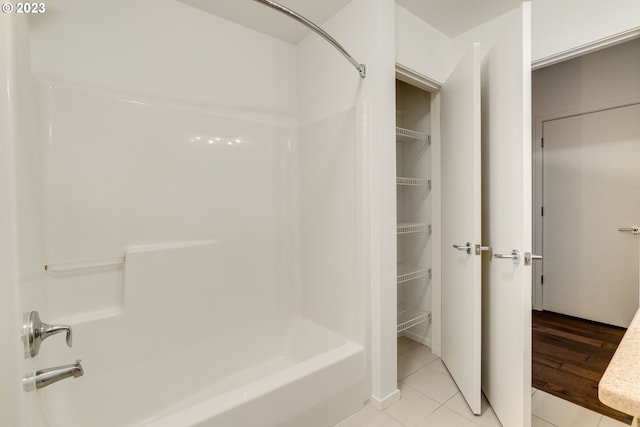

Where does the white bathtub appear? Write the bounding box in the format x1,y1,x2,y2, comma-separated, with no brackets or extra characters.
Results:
39,316,365,427
35,242,366,427
141,317,365,427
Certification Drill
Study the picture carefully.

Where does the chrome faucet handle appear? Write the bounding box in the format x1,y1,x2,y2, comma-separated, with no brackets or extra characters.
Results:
23,311,73,358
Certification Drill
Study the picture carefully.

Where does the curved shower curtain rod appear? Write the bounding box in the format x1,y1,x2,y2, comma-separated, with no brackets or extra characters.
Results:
253,0,367,78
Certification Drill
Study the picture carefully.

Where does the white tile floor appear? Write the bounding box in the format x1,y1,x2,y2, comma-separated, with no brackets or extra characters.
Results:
335,338,630,427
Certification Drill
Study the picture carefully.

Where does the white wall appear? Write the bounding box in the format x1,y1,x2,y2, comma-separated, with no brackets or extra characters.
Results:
532,0,640,66
395,4,451,85
297,107,359,336
396,0,640,83
30,0,298,125
533,38,640,117
452,4,526,69
297,0,398,408
24,0,299,325
532,38,640,311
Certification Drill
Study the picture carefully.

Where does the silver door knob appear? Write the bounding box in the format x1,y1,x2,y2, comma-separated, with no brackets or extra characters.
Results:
493,249,521,265
453,242,472,254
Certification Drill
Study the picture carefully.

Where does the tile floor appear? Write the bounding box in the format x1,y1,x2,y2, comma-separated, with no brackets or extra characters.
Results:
335,338,629,427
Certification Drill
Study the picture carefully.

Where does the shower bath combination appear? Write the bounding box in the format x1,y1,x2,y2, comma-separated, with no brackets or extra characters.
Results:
4,0,371,426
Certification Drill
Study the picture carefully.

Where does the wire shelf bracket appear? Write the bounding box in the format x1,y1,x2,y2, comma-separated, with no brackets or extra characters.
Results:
397,223,432,235
397,265,428,284
397,309,429,334
397,177,431,188
396,127,430,143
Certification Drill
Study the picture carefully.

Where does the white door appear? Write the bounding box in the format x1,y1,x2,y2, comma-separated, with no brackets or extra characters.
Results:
441,7,532,424
543,104,640,327
441,43,482,415
481,4,532,427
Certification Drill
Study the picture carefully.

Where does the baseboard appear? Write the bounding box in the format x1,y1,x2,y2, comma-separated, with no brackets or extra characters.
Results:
403,331,432,349
369,388,401,410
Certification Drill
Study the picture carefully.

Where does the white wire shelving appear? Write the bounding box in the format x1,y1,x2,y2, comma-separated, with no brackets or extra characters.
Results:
396,177,431,188
397,264,430,285
397,222,431,235
397,308,430,334
396,127,430,144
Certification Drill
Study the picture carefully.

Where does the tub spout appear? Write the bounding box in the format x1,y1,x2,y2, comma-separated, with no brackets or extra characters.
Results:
23,360,84,392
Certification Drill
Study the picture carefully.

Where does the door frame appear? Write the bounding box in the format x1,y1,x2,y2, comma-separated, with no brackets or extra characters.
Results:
395,65,443,356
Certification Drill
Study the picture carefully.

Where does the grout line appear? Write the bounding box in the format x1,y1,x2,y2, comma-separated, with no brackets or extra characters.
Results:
532,415,560,427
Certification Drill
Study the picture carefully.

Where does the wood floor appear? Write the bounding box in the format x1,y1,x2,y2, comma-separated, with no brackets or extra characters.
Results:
532,310,632,424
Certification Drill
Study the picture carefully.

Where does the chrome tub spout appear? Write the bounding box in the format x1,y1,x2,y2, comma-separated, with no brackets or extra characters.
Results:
23,360,84,392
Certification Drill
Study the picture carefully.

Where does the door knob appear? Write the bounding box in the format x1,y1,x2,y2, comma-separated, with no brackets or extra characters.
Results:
618,226,640,235
493,250,521,265
453,242,472,254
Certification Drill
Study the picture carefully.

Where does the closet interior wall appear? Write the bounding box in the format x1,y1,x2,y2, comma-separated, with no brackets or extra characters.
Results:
396,80,433,346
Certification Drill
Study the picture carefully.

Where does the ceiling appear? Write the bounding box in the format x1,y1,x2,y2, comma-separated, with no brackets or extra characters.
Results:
178,0,352,44
395,0,525,37
178,0,525,44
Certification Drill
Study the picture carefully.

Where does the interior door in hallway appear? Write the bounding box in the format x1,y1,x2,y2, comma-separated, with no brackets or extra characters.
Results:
441,43,482,415
543,103,640,328
480,4,532,427
441,5,533,424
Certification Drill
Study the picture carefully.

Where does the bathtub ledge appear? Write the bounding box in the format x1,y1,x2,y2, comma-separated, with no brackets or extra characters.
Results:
141,339,364,427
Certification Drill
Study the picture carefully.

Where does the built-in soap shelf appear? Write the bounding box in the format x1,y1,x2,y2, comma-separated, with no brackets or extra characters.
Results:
397,223,431,235
397,308,430,334
396,127,430,144
396,177,431,189
45,257,125,274
397,264,431,285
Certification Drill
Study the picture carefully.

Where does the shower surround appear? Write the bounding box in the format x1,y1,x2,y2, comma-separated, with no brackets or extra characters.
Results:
0,0,400,424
